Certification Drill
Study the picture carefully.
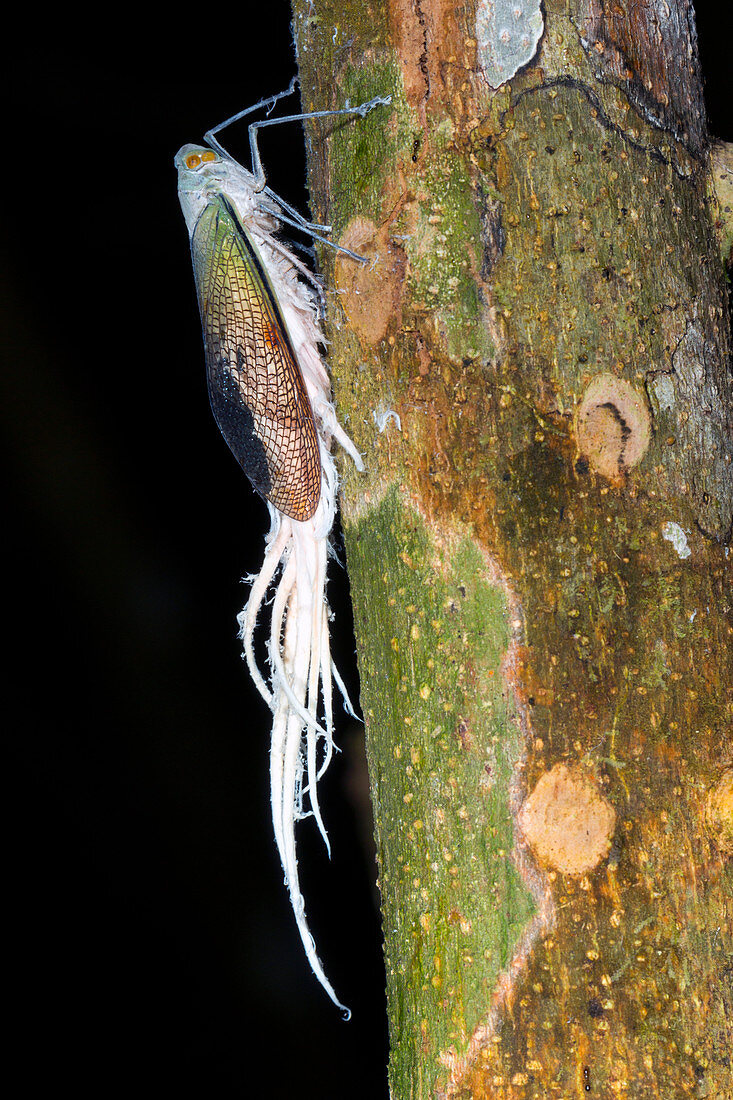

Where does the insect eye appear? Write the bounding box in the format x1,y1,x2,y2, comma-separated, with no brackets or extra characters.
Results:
185,153,202,169
200,150,217,163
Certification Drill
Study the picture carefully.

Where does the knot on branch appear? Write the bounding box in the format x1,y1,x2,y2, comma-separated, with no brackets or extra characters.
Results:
575,373,651,480
518,764,616,875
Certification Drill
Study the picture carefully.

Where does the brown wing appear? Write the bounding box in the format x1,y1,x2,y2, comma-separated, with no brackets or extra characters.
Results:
190,195,321,521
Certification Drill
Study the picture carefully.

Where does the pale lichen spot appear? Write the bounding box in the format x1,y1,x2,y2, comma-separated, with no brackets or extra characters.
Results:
518,764,617,875
647,371,676,413
661,520,691,559
575,373,651,480
475,0,544,88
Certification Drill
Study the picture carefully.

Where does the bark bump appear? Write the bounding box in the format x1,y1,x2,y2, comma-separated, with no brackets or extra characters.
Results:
335,217,406,345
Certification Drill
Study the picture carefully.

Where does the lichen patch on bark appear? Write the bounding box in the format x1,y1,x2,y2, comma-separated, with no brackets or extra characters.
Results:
343,492,536,1097
475,0,545,89
518,763,617,875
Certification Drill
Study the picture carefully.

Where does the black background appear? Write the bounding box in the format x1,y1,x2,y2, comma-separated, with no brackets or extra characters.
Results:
2,4,729,1095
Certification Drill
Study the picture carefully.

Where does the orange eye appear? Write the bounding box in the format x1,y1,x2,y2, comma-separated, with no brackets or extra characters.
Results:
201,150,216,163
185,153,201,169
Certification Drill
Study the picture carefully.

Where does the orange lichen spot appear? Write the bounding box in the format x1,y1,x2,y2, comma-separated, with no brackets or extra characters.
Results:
335,217,406,346
575,373,651,480
518,764,616,875
706,768,733,856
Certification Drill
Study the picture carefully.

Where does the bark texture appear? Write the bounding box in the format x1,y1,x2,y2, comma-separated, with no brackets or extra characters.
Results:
293,0,732,1096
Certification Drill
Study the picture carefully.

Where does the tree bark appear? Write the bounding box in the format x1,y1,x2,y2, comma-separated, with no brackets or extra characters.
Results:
293,1,732,1096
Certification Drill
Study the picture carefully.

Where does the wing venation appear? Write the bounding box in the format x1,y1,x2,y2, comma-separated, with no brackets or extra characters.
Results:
191,197,321,520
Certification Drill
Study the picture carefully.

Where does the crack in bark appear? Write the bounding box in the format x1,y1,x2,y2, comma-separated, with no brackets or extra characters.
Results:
504,76,700,181
571,20,706,160
412,0,430,99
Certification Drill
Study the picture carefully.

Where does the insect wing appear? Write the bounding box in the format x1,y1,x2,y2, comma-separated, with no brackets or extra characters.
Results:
190,196,321,520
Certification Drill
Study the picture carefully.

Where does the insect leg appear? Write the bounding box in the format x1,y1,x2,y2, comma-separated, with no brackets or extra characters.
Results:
204,76,300,159
248,94,392,192
266,204,370,265
263,186,334,235
252,93,391,262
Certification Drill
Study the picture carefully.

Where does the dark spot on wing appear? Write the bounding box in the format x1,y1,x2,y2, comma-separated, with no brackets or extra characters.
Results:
208,364,272,499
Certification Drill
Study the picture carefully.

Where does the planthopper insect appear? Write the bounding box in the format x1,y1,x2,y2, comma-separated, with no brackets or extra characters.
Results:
175,80,390,1017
